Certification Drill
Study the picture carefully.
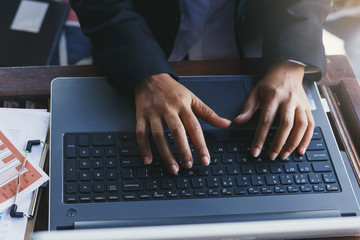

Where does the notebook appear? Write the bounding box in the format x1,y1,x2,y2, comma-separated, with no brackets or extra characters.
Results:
49,75,360,230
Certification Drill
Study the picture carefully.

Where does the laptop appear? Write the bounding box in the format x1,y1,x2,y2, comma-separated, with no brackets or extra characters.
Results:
49,75,360,230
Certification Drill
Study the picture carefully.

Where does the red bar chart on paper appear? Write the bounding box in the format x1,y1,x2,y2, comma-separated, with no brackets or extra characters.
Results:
0,130,48,212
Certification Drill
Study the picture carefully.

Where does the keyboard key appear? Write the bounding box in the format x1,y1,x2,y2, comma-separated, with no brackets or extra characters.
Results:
65,160,76,181
79,159,90,169
234,188,247,195
221,188,233,195
93,170,104,181
108,194,120,201
280,175,294,185
123,182,142,191
106,170,117,180
65,195,77,203
298,163,311,173
251,176,264,186
221,177,235,187
284,164,298,173
191,178,204,188
194,189,206,197
212,166,226,176
210,154,221,164
65,135,76,158
152,168,164,178
79,171,91,181
107,183,118,192
323,173,336,183
308,140,325,150
208,189,220,196
270,164,283,174
180,189,192,197
92,148,103,157
306,150,329,161
248,187,259,194
294,174,308,184
146,180,159,190
137,168,150,179
255,165,269,174
93,183,105,193
300,185,312,192
78,135,89,146
226,143,241,153
105,147,116,157
123,194,137,200
138,192,151,199
78,148,90,158
161,179,175,189
207,177,220,188
312,127,322,140
92,159,103,169
153,191,165,198
261,187,272,194
94,194,106,201
287,186,298,193
65,183,77,194
312,162,332,172
241,166,254,175
106,158,117,168
80,195,92,202
122,169,134,180
212,144,225,153
313,184,325,192
265,175,278,185
222,154,235,164
176,178,189,189
326,184,340,191
92,134,115,146
167,190,179,198
226,165,240,175
236,176,249,187
197,166,210,176
119,146,140,156
309,173,322,184
274,186,286,193
293,153,306,162
79,183,91,193
119,133,134,140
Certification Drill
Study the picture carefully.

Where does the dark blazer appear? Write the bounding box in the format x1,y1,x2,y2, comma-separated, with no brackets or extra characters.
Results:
70,0,331,90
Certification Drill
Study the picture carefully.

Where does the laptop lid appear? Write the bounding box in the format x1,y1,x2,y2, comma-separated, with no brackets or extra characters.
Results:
49,76,360,230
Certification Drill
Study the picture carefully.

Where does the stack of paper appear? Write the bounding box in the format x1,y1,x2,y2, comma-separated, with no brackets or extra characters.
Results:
0,108,50,240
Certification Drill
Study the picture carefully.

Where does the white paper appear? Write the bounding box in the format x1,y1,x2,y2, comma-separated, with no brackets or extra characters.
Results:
0,109,49,240
10,0,49,34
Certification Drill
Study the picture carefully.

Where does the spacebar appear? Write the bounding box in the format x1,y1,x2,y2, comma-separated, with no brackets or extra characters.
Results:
74,210,340,229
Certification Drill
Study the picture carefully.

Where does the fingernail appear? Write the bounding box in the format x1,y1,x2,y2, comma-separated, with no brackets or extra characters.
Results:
184,161,193,169
202,156,210,165
224,119,232,125
170,164,179,174
269,152,278,161
252,148,261,157
281,151,290,160
299,147,306,155
144,156,151,165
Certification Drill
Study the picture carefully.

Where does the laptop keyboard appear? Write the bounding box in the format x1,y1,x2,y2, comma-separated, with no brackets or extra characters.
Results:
63,127,340,203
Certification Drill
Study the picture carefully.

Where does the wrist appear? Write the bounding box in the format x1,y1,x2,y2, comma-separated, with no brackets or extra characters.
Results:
267,60,305,83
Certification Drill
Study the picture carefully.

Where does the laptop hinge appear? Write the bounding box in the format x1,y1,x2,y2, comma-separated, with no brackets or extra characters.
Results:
74,210,341,229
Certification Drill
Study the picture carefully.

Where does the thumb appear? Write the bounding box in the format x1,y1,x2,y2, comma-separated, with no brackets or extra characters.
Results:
234,89,260,124
192,96,231,128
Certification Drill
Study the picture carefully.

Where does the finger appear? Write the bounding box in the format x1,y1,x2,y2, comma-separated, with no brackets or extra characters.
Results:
192,96,231,128
268,103,296,160
136,117,152,164
251,100,278,158
298,109,315,155
234,88,260,124
279,107,308,159
149,117,179,174
163,112,193,169
180,109,210,166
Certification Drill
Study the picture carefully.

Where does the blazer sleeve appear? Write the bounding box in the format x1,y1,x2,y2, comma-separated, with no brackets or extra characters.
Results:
69,0,178,90
262,0,332,80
